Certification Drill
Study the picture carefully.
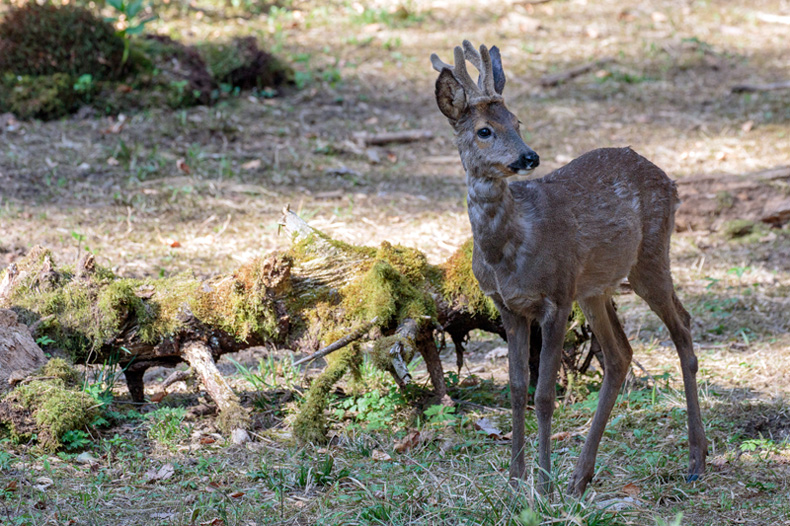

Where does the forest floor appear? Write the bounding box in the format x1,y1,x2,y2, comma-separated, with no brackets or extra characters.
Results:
1,0,790,524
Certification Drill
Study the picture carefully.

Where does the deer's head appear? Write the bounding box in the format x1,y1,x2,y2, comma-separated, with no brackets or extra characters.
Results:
432,41,539,178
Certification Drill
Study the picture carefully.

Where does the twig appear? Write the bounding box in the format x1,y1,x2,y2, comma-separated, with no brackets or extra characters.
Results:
293,317,379,366
539,57,614,87
451,398,509,414
631,357,658,386
731,80,790,93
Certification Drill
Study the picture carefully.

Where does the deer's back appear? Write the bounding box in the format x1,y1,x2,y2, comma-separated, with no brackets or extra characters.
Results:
510,147,678,299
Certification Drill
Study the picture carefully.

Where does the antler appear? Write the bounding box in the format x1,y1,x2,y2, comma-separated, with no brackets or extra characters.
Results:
431,40,502,102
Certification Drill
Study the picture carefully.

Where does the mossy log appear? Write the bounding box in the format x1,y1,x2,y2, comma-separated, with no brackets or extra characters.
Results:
0,209,510,438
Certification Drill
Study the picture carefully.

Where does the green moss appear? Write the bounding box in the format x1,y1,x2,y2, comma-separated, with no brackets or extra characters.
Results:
1,378,97,451
0,73,84,121
722,219,761,240
293,346,357,444
440,238,499,319
342,258,435,327
41,358,80,386
0,4,125,80
370,332,416,372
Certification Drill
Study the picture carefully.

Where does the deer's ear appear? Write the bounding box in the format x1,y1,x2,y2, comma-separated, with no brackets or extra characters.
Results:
489,46,506,94
435,68,467,121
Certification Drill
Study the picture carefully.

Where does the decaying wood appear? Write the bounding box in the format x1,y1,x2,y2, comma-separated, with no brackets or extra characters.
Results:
292,316,379,366
731,80,790,93
539,57,614,87
675,164,790,231
0,309,47,394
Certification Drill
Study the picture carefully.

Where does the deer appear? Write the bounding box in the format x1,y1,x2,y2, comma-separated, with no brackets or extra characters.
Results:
430,41,707,496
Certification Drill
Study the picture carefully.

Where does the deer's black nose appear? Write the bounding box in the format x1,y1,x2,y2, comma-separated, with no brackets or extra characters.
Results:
508,150,540,173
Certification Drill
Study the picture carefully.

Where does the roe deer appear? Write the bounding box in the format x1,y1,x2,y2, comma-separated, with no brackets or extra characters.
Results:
431,41,706,496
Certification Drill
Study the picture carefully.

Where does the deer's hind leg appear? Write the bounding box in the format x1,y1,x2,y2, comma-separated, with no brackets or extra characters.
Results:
567,294,632,496
629,263,707,482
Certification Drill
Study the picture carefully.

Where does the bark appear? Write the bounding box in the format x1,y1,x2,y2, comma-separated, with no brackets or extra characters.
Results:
0,309,47,393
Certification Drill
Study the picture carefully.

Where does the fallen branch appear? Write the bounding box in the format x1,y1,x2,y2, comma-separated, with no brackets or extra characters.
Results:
353,130,434,146
293,317,379,367
731,80,790,93
386,318,418,387
182,341,249,432
539,57,614,87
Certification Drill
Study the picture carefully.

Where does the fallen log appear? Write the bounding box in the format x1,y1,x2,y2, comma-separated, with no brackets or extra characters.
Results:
0,209,510,440
674,164,790,232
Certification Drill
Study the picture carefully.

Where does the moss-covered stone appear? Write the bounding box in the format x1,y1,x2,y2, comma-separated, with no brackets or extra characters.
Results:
41,358,81,386
0,372,97,451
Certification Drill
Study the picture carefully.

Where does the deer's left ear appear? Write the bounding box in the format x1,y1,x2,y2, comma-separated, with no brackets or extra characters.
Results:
435,68,467,121
489,46,506,95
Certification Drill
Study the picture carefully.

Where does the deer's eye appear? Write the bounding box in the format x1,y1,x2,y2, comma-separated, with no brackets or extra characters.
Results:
477,128,492,138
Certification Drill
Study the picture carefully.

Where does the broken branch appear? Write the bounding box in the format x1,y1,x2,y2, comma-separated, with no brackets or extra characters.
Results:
293,317,379,367
539,57,614,87
731,80,790,93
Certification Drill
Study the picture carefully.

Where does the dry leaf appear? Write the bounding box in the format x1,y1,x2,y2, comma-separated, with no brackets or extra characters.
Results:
4,480,18,492
741,120,754,132
622,482,640,497
176,158,191,174
551,431,571,441
149,391,166,403
371,450,392,462
474,418,503,439
459,375,480,387
145,463,175,483
230,491,245,498
386,152,398,163
199,437,216,445
394,430,421,453
34,477,53,491
241,159,262,170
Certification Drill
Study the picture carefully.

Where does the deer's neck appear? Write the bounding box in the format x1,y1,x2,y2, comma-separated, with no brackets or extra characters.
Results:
466,172,529,266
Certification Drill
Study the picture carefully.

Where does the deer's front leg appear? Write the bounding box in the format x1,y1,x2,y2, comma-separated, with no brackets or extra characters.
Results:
535,303,572,495
496,302,532,486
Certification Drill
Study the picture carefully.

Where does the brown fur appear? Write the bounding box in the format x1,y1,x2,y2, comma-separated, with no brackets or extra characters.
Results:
433,41,707,496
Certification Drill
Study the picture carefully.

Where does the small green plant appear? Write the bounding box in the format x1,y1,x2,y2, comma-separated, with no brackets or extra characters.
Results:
336,385,407,431
656,512,684,526
146,407,190,446
72,74,96,102
61,429,92,451
423,404,459,427
105,0,155,64
228,354,302,391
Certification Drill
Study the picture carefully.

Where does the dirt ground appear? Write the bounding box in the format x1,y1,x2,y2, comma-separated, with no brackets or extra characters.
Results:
1,0,790,524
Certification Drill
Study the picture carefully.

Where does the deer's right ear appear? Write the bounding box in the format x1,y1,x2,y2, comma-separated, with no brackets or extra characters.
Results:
435,68,467,121
489,46,506,94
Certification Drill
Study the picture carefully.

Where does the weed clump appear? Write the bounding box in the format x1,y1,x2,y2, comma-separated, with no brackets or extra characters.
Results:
0,360,97,451
198,36,294,91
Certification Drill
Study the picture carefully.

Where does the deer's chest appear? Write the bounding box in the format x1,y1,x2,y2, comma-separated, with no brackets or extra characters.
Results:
471,246,546,317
